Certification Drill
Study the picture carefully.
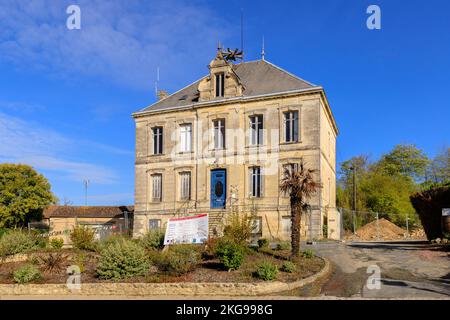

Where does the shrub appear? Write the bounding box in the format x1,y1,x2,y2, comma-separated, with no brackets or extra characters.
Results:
74,252,86,273
276,242,291,251
38,252,68,273
96,238,150,280
215,238,245,270
255,261,278,281
0,228,8,239
97,234,130,251
323,224,328,238
302,249,315,259
31,230,49,249
70,226,96,251
223,210,255,244
202,237,218,260
141,230,165,250
0,229,38,257
49,238,64,249
257,238,269,248
153,245,200,275
13,264,42,284
281,261,296,273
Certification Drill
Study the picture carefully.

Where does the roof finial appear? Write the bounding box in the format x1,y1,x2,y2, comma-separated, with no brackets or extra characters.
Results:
217,41,222,51
261,36,265,61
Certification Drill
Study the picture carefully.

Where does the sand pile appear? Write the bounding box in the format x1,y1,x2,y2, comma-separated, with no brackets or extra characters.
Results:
410,228,427,240
347,218,407,241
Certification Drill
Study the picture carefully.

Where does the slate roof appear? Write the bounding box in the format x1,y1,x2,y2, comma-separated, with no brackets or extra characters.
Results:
137,59,319,113
43,206,134,219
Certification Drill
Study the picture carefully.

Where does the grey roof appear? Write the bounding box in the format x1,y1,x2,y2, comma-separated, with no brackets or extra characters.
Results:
138,60,318,113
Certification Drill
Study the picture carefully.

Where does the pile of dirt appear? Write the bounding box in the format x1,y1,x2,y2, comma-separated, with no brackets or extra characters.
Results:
409,228,427,240
347,218,407,241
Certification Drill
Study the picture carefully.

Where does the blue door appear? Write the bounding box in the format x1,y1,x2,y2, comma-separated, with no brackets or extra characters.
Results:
211,169,226,209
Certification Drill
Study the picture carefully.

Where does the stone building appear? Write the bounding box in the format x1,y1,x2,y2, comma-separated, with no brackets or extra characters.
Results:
132,50,340,241
42,206,133,245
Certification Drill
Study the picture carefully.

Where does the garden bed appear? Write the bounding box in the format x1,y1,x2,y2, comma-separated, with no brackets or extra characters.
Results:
0,248,324,285
0,228,329,297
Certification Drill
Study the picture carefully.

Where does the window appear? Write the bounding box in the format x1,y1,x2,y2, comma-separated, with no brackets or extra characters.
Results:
180,124,192,152
284,111,299,142
283,163,299,176
249,115,263,146
250,167,262,198
213,119,225,149
281,217,291,235
180,172,191,200
151,174,162,202
149,219,161,231
152,127,163,155
215,73,225,97
282,163,299,196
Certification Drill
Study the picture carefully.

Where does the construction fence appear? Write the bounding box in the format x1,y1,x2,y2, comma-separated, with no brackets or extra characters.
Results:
339,207,426,241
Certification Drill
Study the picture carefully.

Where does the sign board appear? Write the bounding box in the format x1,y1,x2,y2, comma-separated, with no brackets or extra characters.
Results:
442,209,450,216
164,214,208,245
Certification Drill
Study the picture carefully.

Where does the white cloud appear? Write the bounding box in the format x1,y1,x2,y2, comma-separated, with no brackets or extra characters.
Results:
0,100,46,112
0,0,231,90
84,193,134,205
0,111,128,184
22,155,117,185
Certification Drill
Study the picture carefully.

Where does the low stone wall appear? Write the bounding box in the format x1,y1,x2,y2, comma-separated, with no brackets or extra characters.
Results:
0,256,330,296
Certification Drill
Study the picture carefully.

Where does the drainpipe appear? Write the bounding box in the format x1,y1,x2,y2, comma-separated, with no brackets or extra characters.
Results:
195,109,199,211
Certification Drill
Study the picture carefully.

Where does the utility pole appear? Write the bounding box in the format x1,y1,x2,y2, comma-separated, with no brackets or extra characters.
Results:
406,213,410,238
352,164,357,212
83,179,90,206
351,164,357,234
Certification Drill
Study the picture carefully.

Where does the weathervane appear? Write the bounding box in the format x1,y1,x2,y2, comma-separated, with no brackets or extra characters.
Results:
221,47,244,62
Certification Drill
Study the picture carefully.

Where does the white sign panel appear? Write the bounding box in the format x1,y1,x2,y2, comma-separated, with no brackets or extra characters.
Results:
442,209,450,216
164,214,208,245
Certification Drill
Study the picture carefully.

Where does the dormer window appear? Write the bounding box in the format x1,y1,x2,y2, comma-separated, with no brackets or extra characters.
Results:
215,73,225,97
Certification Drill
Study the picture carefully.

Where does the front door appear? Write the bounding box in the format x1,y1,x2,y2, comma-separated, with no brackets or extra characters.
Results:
210,169,226,209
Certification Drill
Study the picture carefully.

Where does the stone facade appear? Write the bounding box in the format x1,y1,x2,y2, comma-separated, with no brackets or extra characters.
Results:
132,52,339,240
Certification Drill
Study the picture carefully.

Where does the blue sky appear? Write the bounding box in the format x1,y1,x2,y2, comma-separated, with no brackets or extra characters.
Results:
0,0,449,205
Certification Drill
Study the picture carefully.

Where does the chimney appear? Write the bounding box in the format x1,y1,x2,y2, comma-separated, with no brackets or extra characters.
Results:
157,90,169,100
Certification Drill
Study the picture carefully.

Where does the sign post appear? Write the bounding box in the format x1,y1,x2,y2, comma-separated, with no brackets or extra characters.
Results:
164,214,209,245
442,209,450,234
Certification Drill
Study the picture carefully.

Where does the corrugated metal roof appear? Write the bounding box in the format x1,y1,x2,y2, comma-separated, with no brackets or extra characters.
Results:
138,60,318,113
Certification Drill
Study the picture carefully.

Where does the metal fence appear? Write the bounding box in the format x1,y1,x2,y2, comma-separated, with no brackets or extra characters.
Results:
339,207,422,241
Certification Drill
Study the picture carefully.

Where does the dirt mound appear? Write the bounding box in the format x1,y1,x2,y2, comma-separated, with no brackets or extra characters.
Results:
409,228,427,240
348,218,407,241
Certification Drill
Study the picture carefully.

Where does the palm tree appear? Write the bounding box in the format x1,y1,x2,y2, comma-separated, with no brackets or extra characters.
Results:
280,162,322,258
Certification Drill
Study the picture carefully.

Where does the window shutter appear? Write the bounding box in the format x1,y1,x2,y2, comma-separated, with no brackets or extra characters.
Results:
160,128,163,154
260,167,264,197
258,115,264,145
248,167,252,198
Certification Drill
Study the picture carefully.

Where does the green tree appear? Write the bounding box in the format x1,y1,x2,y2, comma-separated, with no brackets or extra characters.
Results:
428,147,450,184
376,144,429,181
280,161,321,257
337,155,369,212
0,164,56,228
359,171,418,226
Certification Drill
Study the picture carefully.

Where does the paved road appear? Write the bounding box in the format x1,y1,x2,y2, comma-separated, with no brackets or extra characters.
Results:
297,241,450,299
